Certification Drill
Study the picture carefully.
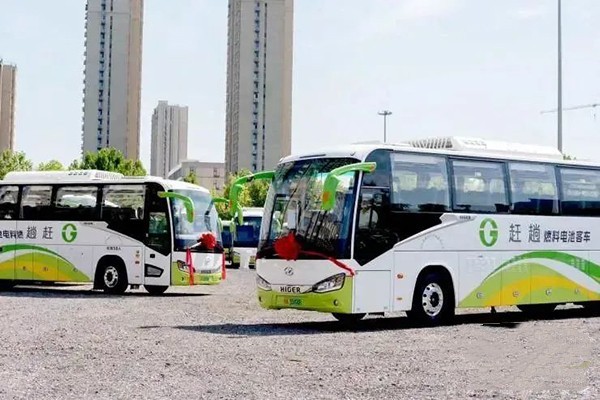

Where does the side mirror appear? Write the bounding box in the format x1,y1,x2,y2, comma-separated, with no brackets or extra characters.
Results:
321,162,377,211
228,171,275,225
158,191,195,223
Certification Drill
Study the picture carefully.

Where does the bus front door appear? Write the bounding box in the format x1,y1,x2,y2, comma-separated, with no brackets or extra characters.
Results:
143,184,172,287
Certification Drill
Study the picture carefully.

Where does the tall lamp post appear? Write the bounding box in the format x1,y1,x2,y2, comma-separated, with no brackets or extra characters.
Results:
378,110,392,143
557,0,563,152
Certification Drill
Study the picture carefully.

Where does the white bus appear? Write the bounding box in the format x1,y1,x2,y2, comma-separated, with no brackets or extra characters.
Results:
0,170,224,295
252,137,600,325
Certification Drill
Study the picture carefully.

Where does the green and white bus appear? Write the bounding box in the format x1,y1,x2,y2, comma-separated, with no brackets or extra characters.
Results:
253,137,600,325
0,170,224,295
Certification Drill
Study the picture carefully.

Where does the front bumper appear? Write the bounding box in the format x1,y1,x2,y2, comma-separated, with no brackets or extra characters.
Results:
257,277,353,314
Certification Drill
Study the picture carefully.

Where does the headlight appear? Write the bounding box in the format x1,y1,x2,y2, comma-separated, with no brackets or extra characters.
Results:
256,275,272,291
312,273,345,293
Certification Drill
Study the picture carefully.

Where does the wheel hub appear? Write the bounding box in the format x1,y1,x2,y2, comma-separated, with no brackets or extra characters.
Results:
103,266,119,288
422,283,444,317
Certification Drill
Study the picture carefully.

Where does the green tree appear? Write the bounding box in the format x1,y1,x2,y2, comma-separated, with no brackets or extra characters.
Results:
70,148,147,176
183,171,199,184
0,149,33,179
215,169,270,220
37,159,64,171
563,154,576,160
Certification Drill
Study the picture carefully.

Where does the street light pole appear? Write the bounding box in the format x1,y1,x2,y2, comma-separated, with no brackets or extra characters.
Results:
378,110,392,143
557,0,563,152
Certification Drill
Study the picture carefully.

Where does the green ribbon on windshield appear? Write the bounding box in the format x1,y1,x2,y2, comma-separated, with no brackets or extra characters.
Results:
321,162,377,211
158,191,195,223
229,171,274,224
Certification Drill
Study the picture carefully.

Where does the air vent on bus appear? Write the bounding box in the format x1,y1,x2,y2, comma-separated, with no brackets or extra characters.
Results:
404,136,564,160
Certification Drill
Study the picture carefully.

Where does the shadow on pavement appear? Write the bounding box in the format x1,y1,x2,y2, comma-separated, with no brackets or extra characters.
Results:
174,307,599,336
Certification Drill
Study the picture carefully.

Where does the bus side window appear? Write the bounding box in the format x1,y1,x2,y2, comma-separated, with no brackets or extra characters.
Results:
391,153,450,212
101,185,146,241
0,186,19,219
54,186,99,221
451,160,509,213
21,186,53,220
559,167,600,216
509,163,559,215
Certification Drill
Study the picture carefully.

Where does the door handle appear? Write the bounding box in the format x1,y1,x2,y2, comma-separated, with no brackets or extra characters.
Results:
150,254,155,259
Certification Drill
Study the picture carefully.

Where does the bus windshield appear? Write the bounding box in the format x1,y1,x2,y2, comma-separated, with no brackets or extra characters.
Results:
170,189,221,251
234,215,262,248
258,157,359,260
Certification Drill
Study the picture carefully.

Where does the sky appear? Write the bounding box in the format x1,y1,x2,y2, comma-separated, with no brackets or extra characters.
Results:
1,0,600,168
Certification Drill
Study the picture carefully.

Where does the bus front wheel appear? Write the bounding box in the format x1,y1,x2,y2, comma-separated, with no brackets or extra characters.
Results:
406,271,455,326
99,262,128,294
145,285,168,295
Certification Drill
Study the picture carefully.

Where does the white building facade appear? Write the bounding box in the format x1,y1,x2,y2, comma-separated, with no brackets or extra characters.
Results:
168,160,226,193
0,60,16,151
225,0,294,175
150,101,188,178
81,0,143,160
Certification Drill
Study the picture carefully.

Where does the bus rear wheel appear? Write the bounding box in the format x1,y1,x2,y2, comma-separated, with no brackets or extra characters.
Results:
332,313,366,324
145,285,168,295
100,262,128,294
406,271,455,326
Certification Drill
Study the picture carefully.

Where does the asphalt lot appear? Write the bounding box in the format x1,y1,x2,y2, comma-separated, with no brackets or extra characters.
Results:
0,269,598,400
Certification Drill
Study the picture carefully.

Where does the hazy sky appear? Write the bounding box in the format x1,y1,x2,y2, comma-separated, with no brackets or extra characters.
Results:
1,0,599,168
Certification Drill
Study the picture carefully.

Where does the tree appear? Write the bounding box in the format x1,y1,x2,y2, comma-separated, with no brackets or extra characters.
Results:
0,149,33,179
70,148,147,176
37,160,64,171
183,171,199,185
215,169,270,220
563,154,576,160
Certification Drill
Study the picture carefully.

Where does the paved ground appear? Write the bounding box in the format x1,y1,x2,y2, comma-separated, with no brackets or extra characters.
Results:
0,269,598,399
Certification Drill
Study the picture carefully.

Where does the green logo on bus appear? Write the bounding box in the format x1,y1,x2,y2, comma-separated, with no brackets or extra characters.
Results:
62,223,78,243
479,218,498,247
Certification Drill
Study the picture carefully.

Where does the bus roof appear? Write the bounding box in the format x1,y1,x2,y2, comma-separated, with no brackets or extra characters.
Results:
277,136,600,168
1,170,211,193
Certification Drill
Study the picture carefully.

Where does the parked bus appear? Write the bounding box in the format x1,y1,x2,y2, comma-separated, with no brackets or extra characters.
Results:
230,207,264,268
253,137,600,325
0,170,224,295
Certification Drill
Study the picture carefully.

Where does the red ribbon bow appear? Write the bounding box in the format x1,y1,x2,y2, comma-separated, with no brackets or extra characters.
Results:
273,232,355,276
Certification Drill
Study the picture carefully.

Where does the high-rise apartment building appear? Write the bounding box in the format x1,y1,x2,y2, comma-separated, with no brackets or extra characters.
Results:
81,0,143,160
0,60,16,151
225,0,293,175
150,101,188,178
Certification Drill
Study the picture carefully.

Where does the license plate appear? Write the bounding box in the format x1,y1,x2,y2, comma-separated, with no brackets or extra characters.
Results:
279,285,302,294
285,298,303,306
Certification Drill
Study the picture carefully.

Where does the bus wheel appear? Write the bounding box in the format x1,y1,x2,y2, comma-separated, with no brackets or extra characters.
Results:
100,262,128,294
516,303,556,317
407,271,455,326
332,313,366,324
144,285,168,295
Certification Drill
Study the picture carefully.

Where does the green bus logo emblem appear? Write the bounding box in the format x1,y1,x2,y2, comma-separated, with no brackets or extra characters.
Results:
479,218,498,247
62,224,78,243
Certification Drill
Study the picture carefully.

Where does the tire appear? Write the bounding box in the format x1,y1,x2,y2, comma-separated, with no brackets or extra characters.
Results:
99,261,128,294
144,285,168,295
517,303,556,317
406,271,455,326
332,313,366,324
